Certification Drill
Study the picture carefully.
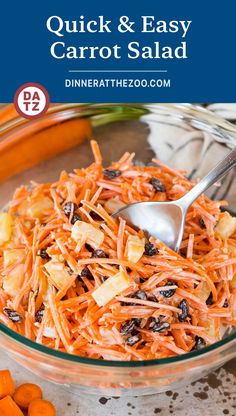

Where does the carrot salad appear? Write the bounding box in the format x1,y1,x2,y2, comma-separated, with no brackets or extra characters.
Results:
0,140,235,360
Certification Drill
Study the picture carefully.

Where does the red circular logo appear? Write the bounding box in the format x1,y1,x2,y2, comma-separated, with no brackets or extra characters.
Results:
14,83,50,119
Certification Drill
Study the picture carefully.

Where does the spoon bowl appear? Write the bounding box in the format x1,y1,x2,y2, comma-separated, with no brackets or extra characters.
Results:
114,200,185,251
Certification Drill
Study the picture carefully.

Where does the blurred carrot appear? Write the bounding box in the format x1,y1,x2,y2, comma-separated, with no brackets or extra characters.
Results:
0,369,15,399
13,383,42,409
0,395,24,416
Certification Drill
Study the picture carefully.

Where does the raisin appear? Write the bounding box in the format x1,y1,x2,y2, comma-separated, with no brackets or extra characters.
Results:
133,290,147,301
3,308,22,323
64,261,74,275
63,201,78,217
134,318,142,326
71,213,81,225
67,266,74,276
37,249,50,260
160,281,177,298
125,334,141,346
199,218,206,229
100,275,107,283
103,169,121,179
120,318,141,335
85,243,93,252
144,242,158,256
121,290,148,306
206,292,213,305
147,294,158,302
35,307,44,323
152,321,170,333
149,317,159,329
92,249,109,258
80,267,93,280
223,299,229,308
178,299,189,322
122,290,148,306
90,211,103,221
149,178,166,192
194,336,206,350
149,315,165,329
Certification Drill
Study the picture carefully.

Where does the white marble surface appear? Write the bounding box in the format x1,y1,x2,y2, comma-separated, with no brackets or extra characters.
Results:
0,351,235,416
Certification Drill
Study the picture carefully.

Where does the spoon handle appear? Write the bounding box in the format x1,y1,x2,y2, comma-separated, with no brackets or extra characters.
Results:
179,147,236,209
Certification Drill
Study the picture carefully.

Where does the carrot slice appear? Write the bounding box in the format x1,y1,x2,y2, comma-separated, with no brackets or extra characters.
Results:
13,383,42,409
0,395,24,416
28,399,56,416
0,370,15,399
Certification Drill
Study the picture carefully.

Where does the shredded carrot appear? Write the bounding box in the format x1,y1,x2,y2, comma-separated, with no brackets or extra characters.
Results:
90,139,102,164
0,140,235,361
187,233,194,259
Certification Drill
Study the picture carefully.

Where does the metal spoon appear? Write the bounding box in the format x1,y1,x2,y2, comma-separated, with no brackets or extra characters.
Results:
113,147,236,251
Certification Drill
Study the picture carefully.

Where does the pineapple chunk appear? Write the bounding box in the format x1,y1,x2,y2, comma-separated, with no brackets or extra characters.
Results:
104,197,126,214
4,249,25,268
0,213,13,243
19,196,53,219
3,264,25,296
195,281,211,302
71,221,104,249
126,235,145,263
206,318,220,341
215,212,236,239
28,196,53,219
92,271,131,307
44,260,71,290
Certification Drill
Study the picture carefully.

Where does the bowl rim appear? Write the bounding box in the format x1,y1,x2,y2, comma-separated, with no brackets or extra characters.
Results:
0,102,235,368
0,322,236,367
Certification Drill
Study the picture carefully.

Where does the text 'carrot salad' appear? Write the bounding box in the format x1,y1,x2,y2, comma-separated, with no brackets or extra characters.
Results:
0,140,235,360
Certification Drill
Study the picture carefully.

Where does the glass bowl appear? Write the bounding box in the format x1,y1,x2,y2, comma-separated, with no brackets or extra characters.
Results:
0,103,235,396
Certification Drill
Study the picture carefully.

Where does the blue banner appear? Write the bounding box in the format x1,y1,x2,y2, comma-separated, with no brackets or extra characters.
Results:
1,0,235,102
